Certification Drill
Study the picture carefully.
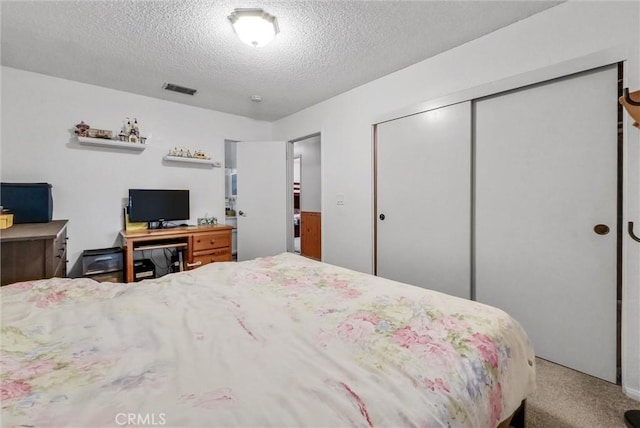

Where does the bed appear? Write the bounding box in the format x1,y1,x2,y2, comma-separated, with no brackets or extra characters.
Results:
1,253,535,427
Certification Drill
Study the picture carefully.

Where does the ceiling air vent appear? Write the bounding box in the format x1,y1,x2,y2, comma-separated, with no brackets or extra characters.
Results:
163,83,197,96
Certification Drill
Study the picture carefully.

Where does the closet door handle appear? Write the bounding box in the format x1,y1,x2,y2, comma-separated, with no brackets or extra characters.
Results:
594,224,610,235
239,210,246,217
379,213,386,221
629,222,640,243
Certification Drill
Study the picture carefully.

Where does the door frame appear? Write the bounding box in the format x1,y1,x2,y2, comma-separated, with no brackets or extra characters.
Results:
374,47,630,125
286,132,322,258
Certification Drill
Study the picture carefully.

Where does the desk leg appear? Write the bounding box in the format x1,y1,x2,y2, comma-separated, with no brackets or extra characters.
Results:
124,245,134,283
178,249,184,272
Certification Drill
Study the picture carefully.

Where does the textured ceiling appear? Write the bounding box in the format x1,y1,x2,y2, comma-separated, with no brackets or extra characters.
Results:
1,1,561,121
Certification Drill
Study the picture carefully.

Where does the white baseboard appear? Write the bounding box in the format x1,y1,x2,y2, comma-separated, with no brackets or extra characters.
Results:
623,385,640,401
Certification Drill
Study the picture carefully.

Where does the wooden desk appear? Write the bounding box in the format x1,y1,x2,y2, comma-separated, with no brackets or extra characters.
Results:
120,225,233,283
1,220,68,286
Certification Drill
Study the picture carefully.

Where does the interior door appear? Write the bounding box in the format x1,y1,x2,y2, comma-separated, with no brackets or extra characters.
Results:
236,140,288,261
474,65,618,382
376,102,472,298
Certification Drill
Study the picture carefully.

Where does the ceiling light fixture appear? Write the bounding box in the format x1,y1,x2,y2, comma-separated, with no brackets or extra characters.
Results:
228,8,279,47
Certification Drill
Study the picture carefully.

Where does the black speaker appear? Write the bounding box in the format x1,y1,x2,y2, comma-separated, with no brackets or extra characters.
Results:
133,259,155,282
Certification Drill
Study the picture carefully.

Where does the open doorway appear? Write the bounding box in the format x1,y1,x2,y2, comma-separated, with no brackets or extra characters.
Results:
293,156,301,253
224,139,238,261
288,134,321,260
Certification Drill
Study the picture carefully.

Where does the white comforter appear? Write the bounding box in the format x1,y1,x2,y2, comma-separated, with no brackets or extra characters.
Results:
1,253,535,427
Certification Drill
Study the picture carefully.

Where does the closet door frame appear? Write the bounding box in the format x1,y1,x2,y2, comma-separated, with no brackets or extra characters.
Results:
373,46,633,385
374,47,630,126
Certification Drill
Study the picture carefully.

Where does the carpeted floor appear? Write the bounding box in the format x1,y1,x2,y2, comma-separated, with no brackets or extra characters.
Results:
527,358,640,428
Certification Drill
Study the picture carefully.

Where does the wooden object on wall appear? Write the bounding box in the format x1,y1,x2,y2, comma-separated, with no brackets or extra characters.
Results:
0,220,68,286
300,211,321,260
619,87,640,128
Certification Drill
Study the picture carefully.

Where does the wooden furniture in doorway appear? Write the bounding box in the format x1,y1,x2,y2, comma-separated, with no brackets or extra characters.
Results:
300,211,321,260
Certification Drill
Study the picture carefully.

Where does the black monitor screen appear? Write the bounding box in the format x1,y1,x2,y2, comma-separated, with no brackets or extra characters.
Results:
128,189,189,224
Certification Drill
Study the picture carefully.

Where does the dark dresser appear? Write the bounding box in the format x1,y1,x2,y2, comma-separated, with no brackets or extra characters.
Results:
1,220,68,286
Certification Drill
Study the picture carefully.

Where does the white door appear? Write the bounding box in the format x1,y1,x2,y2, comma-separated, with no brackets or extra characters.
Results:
475,65,618,382
236,140,288,261
376,102,472,298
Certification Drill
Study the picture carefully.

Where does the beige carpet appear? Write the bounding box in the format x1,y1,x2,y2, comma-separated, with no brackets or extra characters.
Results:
527,358,640,428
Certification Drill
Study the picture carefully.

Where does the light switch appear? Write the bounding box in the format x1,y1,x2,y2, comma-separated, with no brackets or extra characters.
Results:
336,194,345,205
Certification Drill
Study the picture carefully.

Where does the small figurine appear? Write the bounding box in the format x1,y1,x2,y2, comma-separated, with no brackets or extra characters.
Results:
74,121,90,137
119,118,130,141
193,150,210,160
119,117,142,143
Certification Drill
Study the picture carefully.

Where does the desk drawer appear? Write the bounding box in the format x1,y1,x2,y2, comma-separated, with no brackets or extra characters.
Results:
192,231,230,252
191,248,231,268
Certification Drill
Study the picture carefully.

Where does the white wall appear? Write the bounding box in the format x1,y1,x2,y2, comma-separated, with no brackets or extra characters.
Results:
272,2,640,398
293,157,301,183
293,136,321,212
1,67,272,276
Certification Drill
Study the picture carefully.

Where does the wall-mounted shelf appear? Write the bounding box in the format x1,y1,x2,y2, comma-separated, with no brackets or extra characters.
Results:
77,136,147,151
163,155,221,167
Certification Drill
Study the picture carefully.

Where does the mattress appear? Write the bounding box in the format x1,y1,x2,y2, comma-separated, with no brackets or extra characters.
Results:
1,253,535,427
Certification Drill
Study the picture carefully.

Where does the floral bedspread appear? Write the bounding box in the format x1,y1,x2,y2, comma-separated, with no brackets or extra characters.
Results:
1,253,535,427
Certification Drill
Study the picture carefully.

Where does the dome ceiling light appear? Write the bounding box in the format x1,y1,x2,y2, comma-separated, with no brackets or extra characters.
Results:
228,8,279,47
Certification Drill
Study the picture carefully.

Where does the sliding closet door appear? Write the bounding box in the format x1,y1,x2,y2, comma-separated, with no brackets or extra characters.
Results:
376,102,471,298
475,66,618,382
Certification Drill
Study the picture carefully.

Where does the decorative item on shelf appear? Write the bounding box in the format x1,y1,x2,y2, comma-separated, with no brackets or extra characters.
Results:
118,117,147,144
87,128,113,139
75,121,113,139
168,147,211,160
74,119,145,145
74,121,90,137
197,215,217,226
193,150,210,160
